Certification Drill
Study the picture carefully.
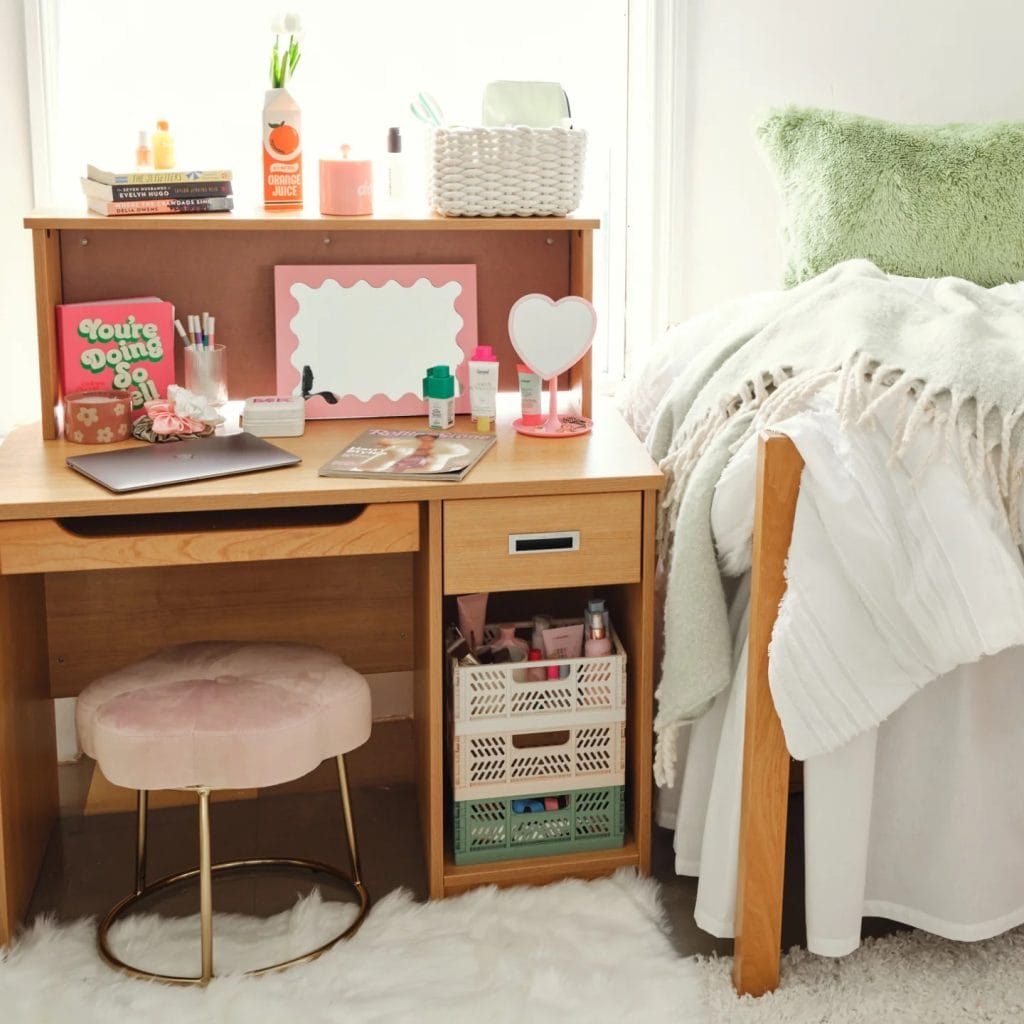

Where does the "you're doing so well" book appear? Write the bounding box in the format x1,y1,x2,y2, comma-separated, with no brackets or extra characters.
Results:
56,297,175,417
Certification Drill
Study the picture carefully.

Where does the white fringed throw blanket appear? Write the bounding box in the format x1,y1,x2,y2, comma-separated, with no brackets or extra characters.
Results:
642,260,1024,785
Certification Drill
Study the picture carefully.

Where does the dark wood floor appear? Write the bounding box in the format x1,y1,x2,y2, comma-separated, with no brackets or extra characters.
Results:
23,725,899,960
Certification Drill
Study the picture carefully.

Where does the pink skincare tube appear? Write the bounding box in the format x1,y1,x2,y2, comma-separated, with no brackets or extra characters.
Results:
517,364,543,425
456,592,488,653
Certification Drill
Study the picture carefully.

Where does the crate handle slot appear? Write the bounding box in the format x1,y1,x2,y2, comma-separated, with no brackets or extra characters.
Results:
511,729,571,749
507,531,580,555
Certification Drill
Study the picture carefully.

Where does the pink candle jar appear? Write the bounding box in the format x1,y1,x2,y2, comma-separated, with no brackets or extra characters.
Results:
319,144,373,216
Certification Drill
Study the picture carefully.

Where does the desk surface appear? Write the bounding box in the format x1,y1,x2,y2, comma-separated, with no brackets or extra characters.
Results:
0,401,662,521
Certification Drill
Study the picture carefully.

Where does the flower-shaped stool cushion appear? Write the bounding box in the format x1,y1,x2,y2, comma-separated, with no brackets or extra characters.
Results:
76,641,372,792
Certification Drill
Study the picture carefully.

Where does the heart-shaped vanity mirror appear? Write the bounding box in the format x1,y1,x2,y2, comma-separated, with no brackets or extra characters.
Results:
508,294,597,437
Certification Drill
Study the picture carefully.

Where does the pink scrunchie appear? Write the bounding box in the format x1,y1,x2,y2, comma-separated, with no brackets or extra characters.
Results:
143,400,208,436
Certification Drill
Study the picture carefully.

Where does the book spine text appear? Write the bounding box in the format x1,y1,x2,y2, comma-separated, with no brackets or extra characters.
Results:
91,197,234,216
102,181,233,201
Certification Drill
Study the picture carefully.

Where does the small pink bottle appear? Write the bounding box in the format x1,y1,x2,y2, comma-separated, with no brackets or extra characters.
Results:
526,648,545,681
490,624,529,662
584,610,613,656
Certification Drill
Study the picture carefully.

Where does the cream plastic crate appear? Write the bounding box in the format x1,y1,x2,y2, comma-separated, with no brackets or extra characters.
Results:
451,718,626,801
427,126,587,218
451,622,626,735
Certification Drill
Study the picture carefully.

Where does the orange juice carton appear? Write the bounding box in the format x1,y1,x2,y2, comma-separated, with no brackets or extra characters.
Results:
263,88,302,206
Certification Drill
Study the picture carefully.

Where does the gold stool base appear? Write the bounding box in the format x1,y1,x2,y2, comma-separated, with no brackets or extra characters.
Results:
98,855,370,986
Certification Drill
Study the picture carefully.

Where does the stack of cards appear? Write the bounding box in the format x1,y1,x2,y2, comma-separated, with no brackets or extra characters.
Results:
241,395,306,438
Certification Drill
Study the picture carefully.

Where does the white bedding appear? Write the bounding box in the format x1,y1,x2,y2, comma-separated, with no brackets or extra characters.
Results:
663,390,1024,954
639,265,1024,784
622,272,1024,955
718,386,1024,760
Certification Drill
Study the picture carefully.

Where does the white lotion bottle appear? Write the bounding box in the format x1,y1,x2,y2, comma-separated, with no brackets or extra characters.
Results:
468,345,499,431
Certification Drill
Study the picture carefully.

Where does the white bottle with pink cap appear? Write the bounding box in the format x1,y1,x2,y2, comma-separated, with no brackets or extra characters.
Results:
468,345,499,432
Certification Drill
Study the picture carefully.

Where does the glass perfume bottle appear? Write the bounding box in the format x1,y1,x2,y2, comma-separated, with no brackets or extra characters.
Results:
490,623,529,662
584,609,612,656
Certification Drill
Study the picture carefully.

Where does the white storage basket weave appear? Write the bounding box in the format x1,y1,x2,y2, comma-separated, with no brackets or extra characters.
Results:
427,126,587,217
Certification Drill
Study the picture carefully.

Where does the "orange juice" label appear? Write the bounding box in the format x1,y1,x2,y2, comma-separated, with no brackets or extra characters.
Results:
263,88,302,206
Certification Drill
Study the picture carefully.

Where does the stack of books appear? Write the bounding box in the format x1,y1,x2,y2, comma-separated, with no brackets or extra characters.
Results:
81,165,234,216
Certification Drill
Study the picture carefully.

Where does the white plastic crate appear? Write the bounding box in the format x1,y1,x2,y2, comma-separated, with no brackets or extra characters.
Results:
451,622,626,735
452,718,626,801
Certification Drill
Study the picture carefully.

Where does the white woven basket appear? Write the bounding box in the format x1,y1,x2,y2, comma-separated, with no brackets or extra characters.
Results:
427,126,587,217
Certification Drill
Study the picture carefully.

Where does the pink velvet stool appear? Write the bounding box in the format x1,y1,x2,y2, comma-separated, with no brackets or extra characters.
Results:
75,641,373,986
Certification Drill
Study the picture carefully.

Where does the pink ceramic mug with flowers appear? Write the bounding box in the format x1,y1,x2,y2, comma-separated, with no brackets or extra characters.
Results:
63,390,133,444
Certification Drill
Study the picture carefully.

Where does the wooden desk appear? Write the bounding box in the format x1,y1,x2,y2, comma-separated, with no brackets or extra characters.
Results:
0,403,662,943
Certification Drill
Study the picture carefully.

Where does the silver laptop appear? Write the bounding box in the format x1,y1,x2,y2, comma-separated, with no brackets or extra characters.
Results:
66,431,301,493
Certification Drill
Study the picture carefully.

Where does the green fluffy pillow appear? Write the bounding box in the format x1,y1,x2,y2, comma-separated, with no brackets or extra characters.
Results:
757,106,1024,287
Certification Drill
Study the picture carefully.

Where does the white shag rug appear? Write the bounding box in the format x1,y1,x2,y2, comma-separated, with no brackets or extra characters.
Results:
0,870,702,1024
4,869,1024,1023
697,927,1024,1023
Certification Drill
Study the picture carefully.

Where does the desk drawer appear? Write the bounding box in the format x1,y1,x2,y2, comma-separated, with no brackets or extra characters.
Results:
443,492,641,594
0,503,419,574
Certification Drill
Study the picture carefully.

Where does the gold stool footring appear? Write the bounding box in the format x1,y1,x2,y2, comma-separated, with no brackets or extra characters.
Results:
98,753,369,987
97,856,370,985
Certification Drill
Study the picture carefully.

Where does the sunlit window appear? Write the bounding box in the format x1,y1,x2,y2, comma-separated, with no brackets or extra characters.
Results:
39,0,629,378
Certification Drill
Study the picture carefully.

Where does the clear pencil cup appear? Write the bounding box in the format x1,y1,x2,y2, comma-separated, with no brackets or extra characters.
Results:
184,345,228,407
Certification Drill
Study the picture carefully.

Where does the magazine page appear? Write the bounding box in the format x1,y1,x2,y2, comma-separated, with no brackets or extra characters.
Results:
319,428,495,480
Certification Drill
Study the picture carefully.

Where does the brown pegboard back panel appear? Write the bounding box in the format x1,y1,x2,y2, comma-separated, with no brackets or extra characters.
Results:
58,229,573,403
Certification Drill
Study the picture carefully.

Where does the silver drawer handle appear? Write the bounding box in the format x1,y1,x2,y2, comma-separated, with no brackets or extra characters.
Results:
508,530,580,555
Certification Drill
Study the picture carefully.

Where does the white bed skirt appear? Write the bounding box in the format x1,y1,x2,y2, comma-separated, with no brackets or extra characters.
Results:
663,593,1024,957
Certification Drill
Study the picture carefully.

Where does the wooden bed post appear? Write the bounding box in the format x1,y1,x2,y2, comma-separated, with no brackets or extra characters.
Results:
732,433,804,996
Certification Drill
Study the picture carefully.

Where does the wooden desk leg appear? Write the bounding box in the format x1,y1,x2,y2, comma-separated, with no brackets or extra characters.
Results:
413,501,445,899
732,435,803,996
0,574,57,945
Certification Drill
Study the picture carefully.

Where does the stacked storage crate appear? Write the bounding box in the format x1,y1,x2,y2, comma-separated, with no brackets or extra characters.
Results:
450,620,626,864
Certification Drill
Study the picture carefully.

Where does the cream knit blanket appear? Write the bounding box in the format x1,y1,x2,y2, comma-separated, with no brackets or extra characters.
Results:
643,260,1024,786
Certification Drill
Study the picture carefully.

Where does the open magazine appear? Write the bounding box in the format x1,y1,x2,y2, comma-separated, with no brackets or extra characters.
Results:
318,428,496,482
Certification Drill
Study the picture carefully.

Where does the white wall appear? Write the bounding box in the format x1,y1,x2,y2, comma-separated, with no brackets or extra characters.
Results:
676,0,1024,319
1,0,38,435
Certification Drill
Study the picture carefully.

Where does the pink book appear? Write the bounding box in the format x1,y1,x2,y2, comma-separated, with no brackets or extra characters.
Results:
56,297,176,419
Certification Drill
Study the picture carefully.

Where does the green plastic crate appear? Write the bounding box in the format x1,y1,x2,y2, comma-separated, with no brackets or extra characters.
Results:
452,785,625,865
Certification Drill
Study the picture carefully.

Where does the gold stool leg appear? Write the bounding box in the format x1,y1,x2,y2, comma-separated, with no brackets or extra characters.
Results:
134,790,148,895
99,767,369,985
197,787,214,985
335,754,363,888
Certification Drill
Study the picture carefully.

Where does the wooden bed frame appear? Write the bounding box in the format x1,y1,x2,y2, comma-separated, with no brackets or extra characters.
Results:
732,432,805,996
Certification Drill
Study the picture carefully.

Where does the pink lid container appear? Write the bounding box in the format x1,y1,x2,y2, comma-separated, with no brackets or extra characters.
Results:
319,145,373,216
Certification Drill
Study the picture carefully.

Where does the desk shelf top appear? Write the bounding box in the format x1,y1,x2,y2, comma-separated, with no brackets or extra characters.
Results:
25,210,600,233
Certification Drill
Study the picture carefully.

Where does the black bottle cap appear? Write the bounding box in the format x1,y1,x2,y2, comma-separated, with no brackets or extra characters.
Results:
387,126,402,154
